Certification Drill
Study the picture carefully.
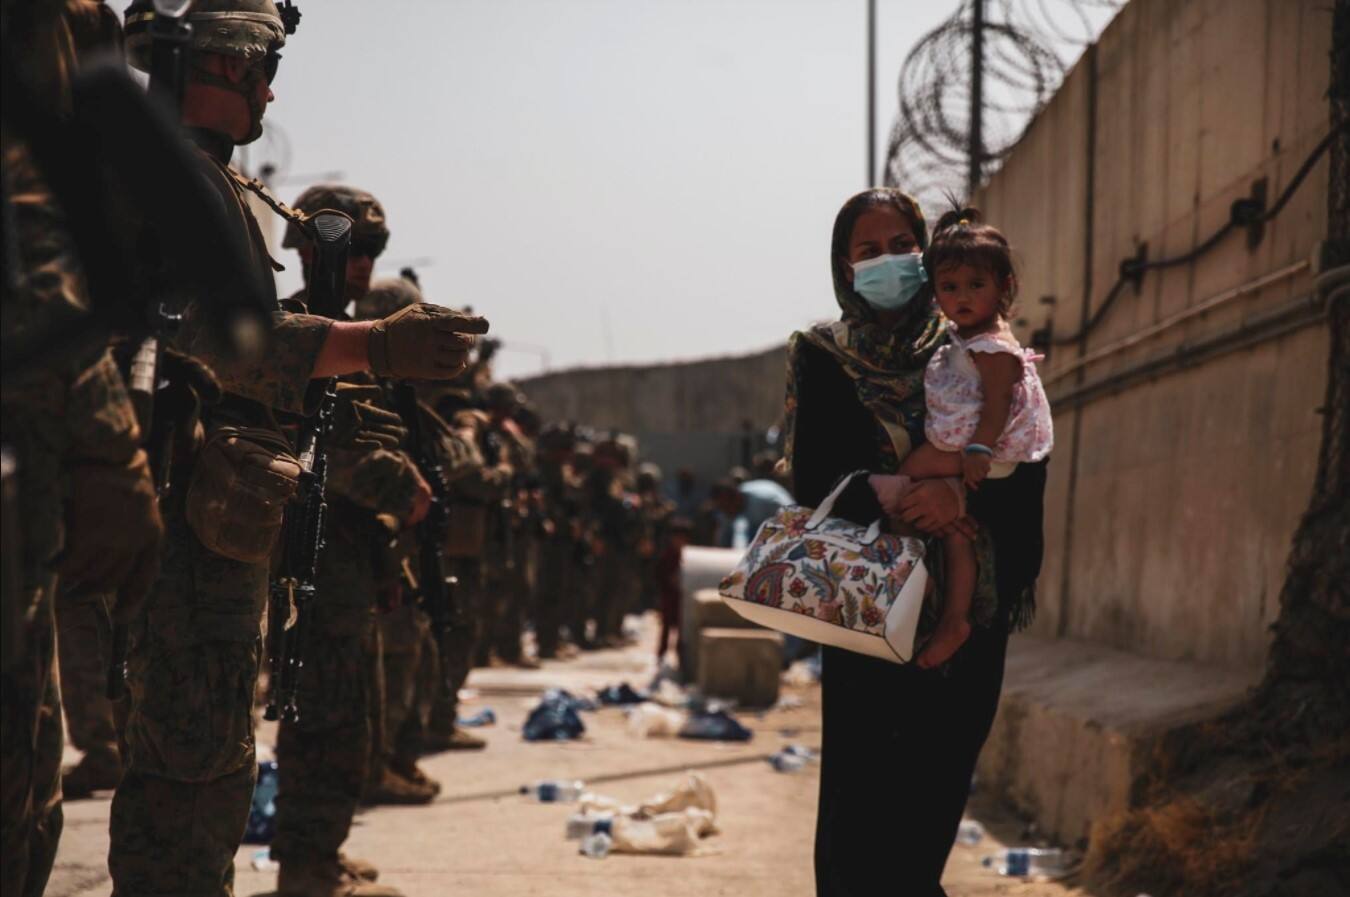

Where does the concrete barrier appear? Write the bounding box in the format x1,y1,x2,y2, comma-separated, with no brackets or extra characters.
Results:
696,628,783,708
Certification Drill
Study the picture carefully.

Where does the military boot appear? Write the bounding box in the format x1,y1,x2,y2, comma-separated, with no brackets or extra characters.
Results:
60,750,122,799
389,756,442,795
338,853,379,882
362,765,438,806
421,725,486,752
277,858,403,897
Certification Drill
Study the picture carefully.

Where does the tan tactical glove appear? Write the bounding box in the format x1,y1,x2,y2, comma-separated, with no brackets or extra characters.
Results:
58,449,164,623
331,383,408,451
368,304,489,380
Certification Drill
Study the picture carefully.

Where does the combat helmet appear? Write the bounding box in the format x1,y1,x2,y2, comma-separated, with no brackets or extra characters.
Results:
356,276,422,322
283,184,389,259
124,0,296,69
124,0,299,143
485,382,523,414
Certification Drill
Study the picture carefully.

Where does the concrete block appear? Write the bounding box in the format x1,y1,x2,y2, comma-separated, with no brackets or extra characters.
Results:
977,635,1261,847
692,588,752,632
696,628,782,709
678,547,743,680
681,588,761,683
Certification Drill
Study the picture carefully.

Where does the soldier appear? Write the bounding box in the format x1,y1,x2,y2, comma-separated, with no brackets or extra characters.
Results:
114,4,487,896
480,382,538,667
268,187,429,896
352,276,479,793
533,424,577,659
589,435,640,646
567,436,600,649
1,4,163,894
635,461,674,615
421,395,506,752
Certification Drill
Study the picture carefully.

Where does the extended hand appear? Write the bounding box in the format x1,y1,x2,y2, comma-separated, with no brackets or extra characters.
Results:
368,304,490,380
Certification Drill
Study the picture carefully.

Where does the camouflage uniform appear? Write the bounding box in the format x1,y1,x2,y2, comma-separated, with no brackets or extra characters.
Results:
269,192,424,884
533,425,577,658
481,386,536,665
424,406,506,746
1,120,150,897
589,438,640,645
109,8,338,896
635,463,674,614
54,586,122,797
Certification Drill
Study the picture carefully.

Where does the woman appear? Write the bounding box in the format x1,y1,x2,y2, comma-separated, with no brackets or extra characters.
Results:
784,188,1047,896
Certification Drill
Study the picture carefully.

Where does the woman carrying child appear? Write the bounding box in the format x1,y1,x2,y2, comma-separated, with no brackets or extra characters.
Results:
783,188,1049,896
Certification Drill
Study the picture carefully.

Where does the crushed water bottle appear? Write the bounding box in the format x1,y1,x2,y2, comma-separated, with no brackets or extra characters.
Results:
769,751,807,773
579,831,613,859
983,847,1067,877
520,779,585,802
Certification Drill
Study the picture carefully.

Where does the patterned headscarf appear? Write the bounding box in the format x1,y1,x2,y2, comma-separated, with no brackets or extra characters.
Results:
783,189,947,475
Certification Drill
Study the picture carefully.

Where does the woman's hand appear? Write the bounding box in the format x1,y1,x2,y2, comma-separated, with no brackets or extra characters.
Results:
897,479,975,537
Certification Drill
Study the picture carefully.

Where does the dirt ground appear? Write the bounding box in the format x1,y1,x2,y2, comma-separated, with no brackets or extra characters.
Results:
47,614,1098,897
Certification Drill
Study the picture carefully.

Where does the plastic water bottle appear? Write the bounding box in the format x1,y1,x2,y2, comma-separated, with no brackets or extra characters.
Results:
956,820,985,846
769,751,807,773
566,812,614,839
579,831,612,859
982,847,1067,877
520,779,585,802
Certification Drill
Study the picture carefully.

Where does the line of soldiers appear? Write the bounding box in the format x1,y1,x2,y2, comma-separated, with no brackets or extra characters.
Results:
2,5,681,897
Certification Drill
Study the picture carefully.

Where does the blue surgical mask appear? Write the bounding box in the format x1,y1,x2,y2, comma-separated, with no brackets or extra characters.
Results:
851,252,927,311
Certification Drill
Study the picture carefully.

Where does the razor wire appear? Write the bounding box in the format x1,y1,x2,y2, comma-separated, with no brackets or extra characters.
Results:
882,0,1123,213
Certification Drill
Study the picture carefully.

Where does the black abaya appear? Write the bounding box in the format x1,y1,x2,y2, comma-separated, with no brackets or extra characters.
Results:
791,342,1047,897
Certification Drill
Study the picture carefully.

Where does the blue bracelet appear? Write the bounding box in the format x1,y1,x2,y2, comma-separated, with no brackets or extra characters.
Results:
963,443,994,457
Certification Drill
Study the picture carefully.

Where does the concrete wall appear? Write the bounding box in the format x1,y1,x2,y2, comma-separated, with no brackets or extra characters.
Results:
976,0,1334,669
518,345,788,485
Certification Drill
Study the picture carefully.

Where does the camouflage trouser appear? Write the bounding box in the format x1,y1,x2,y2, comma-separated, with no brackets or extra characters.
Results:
377,606,439,766
0,580,64,897
272,515,382,867
568,554,596,646
428,557,482,733
55,587,121,773
534,538,570,658
110,500,265,897
592,552,621,641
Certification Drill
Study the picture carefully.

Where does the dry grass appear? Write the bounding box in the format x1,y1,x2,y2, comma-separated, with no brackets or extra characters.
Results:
1085,795,1265,897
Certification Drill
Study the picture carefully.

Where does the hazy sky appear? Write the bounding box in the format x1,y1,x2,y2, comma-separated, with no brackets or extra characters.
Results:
258,1,1007,379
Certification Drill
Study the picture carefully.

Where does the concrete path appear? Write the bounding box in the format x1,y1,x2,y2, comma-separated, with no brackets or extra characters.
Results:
47,615,1096,897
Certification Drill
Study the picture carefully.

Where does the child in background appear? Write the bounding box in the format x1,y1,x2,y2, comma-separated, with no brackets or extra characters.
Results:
899,209,1053,668
656,518,694,665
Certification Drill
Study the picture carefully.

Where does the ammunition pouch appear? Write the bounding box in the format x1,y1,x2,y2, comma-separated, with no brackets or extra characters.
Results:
186,424,301,564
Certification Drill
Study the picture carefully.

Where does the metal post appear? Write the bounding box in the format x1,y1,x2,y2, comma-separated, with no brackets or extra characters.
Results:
867,0,877,186
968,0,985,197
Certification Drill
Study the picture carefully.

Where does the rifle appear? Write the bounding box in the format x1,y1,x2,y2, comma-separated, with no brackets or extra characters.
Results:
263,210,352,723
391,385,459,696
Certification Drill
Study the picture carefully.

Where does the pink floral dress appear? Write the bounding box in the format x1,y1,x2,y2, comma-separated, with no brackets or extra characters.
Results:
922,323,1054,466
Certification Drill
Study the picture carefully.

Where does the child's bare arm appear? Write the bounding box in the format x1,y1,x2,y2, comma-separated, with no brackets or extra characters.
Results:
964,352,1022,488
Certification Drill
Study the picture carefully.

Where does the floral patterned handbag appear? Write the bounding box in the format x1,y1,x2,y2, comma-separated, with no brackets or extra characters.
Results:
717,472,929,664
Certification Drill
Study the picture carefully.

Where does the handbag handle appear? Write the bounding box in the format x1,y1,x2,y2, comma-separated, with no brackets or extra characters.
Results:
805,470,884,545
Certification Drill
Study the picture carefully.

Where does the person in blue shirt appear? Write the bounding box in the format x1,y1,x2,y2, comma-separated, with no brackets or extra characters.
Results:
711,477,794,548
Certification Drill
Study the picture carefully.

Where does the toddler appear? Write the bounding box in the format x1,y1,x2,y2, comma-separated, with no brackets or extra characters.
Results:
900,209,1053,668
